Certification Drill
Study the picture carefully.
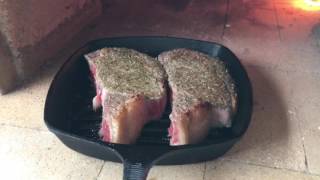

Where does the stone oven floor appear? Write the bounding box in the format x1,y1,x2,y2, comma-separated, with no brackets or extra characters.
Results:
1,0,320,179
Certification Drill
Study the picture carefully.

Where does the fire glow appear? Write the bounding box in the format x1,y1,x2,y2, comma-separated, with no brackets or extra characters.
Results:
294,0,320,11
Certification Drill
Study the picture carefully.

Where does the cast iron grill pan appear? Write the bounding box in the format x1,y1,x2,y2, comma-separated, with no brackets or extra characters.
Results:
44,37,252,180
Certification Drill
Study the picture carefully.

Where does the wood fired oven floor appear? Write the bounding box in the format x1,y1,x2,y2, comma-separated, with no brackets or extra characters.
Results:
0,0,320,179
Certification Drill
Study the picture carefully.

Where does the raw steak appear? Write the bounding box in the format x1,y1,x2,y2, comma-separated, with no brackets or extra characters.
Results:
158,49,237,146
85,48,167,144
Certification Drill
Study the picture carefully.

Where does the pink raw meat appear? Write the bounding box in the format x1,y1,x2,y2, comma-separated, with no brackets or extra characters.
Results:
85,48,167,144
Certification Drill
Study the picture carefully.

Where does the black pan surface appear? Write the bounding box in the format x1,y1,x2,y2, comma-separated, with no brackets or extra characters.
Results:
44,37,252,180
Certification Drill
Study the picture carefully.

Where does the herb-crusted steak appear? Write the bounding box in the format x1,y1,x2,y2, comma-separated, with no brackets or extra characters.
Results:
158,49,237,146
85,48,167,144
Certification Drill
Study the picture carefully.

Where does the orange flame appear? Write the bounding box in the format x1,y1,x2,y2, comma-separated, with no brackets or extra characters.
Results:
293,0,320,11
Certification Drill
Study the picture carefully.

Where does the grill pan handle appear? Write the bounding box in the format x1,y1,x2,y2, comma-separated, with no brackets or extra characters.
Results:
114,146,170,180
123,160,152,180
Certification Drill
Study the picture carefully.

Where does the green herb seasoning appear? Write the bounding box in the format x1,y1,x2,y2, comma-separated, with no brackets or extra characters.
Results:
160,49,236,111
91,48,166,98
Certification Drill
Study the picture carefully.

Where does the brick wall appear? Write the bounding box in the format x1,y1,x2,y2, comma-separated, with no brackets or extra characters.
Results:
0,0,102,94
